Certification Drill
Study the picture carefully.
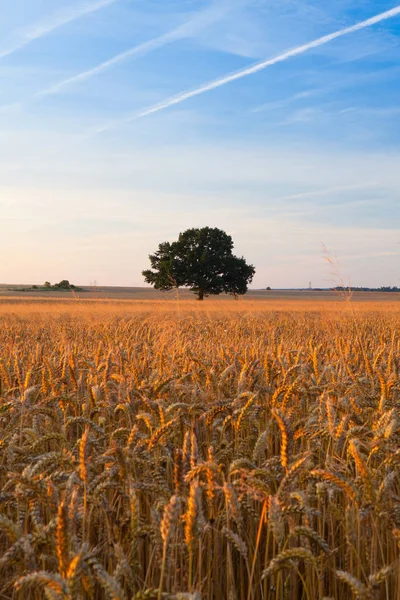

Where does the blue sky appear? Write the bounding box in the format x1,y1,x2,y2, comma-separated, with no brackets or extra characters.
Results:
1,0,400,288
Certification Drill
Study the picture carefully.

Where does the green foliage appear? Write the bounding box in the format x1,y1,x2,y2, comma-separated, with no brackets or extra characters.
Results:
143,227,255,300
54,280,72,289
38,280,80,292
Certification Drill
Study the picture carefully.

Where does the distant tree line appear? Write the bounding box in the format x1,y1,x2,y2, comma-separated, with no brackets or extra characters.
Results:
11,280,83,292
332,286,399,292
42,280,80,290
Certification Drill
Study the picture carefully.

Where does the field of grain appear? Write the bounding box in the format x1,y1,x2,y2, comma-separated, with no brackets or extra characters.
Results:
1,299,400,600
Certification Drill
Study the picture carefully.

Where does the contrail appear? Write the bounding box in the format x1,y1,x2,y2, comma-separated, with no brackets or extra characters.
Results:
35,33,180,98
34,2,234,98
93,4,400,134
0,0,119,61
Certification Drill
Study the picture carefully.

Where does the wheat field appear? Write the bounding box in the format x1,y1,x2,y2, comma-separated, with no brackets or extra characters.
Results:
1,298,400,600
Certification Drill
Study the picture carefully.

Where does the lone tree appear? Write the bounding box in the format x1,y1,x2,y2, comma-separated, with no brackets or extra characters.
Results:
142,227,255,300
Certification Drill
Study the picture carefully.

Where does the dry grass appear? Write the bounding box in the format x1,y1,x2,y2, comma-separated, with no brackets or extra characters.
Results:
1,298,400,599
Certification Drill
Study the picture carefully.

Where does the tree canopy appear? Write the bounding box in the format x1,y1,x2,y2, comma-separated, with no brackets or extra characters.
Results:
142,227,255,300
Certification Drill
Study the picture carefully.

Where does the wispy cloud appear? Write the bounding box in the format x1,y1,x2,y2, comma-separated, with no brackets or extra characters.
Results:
270,182,378,203
251,90,316,113
34,1,235,98
275,103,400,127
0,0,119,61
250,65,400,116
354,106,400,118
92,4,400,134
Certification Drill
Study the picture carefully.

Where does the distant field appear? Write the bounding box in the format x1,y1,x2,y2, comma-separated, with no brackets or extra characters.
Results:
0,283,399,303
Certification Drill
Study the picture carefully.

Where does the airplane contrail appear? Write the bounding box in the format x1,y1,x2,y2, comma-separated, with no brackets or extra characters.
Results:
35,32,180,98
0,0,119,60
34,2,235,98
93,4,400,134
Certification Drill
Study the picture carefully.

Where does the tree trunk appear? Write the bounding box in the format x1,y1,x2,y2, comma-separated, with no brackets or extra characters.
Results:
198,289,205,301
